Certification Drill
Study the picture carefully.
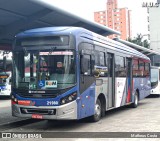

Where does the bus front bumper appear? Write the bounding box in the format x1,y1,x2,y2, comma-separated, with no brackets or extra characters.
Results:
12,101,77,120
150,89,160,95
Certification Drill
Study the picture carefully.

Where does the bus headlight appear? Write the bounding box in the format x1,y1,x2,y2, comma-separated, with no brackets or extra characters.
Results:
11,95,15,99
60,92,77,105
14,98,18,102
11,94,18,104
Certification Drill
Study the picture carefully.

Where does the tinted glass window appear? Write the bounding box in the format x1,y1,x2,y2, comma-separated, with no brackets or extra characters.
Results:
99,52,105,66
115,56,126,77
139,61,144,71
133,59,138,70
81,54,91,75
144,62,150,76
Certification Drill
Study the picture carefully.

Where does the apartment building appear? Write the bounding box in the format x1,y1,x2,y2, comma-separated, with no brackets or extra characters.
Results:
94,0,131,40
148,1,160,66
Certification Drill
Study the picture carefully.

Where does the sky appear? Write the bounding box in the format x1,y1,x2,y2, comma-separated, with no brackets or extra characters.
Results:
40,0,157,39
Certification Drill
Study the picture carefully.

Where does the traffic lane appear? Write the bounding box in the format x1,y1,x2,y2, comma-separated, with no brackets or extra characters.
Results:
0,98,29,125
4,97,160,132
0,103,23,126
0,98,13,125
0,96,10,108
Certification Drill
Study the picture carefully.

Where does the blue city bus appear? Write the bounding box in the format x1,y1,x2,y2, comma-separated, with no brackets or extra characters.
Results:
11,27,151,121
0,53,12,97
0,71,11,96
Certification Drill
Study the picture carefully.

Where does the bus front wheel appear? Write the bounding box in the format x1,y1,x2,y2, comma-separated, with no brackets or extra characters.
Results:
90,99,101,122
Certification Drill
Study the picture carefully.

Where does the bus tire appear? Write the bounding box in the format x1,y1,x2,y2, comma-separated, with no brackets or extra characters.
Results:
90,99,101,122
131,92,138,108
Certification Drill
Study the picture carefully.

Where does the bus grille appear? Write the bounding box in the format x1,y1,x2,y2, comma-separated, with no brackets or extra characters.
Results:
15,89,58,98
20,108,56,115
17,93,58,98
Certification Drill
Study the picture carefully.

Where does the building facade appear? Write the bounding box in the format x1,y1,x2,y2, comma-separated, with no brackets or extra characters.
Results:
148,0,160,66
149,7,160,52
94,0,132,40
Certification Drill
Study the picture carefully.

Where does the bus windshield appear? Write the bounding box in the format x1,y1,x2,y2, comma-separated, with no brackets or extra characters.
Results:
151,68,159,88
13,50,76,90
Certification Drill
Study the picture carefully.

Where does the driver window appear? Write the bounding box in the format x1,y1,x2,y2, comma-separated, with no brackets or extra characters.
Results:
81,54,91,75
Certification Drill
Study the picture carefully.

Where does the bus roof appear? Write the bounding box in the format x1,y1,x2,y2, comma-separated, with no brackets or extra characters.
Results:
15,26,150,61
15,27,83,37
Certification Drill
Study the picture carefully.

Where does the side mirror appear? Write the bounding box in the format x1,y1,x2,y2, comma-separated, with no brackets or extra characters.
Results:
93,70,100,77
9,78,12,85
3,56,6,70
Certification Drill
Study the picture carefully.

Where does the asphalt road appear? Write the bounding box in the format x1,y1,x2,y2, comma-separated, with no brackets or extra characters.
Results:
0,97,28,125
1,95,160,140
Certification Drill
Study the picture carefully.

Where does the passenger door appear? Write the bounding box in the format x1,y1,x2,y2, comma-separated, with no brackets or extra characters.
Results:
126,58,132,103
78,43,95,119
107,53,115,108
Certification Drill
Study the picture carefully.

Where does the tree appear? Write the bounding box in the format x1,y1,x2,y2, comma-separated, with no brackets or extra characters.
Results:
127,34,150,48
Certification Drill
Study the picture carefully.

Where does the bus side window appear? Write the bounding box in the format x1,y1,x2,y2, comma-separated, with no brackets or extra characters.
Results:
80,54,91,75
139,60,144,76
99,52,108,77
94,51,99,66
115,56,126,77
133,59,138,77
144,62,150,77
99,52,105,66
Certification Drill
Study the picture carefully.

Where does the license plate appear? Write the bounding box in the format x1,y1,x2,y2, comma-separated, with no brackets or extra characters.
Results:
32,114,43,119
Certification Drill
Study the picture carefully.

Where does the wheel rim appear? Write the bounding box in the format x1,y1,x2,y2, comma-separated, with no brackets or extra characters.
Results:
95,103,101,117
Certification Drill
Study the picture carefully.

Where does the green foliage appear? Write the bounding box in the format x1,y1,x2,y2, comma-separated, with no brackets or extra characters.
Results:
127,34,150,48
